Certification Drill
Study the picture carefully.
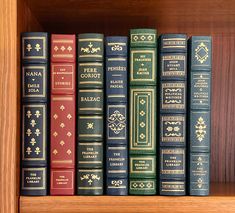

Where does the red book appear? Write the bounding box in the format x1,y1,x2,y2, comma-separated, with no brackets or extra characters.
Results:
51,34,76,63
50,34,76,195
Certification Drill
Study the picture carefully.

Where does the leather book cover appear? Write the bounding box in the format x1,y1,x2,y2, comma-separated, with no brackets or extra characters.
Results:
188,36,212,196
106,178,128,195
21,167,47,196
129,179,156,195
50,168,75,195
160,148,186,180
77,33,104,195
190,72,211,110
129,29,157,86
50,95,75,169
22,64,48,102
78,89,104,114
160,53,187,80
78,33,104,62
189,153,210,195
78,115,103,141
129,155,156,179
129,86,156,155
51,34,76,63
106,145,128,178
51,63,76,95
22,103,48,167
129,29,157,195
77,169,103,195
159,180,186,196
189,111,211,153
21,32,48,64
159,34,187,53
106,36,128,103
106,103,127,145
160,81,186,113
160,114,186,147
78,62,103,88
78,142,103,168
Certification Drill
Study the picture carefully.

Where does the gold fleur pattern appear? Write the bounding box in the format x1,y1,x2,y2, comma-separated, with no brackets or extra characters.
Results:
81,42,101,54
80,174,101,185
195,117,207,142
23,106,44,158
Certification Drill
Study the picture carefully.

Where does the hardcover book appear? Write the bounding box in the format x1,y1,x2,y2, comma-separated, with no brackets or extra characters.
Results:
159,34,187,196
129,29,157,195
21,32,48,196
77,33,104,195
188,36,212,196
105,36,128,195
50,34,76,195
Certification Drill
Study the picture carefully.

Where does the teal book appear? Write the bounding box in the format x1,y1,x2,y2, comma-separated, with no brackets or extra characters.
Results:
188,36,212,196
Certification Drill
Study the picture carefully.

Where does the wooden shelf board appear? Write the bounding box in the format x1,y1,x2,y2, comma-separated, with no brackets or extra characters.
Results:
20,183,235,213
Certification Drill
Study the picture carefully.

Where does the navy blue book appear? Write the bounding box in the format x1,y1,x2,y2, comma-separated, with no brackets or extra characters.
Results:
188,36,212,196
159,34,187,196
21,32,49,196
105,36,128,195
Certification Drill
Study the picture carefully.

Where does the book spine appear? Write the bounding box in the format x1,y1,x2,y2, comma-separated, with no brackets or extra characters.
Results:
159,34,187,195
77,33,104,195
21,32,48,196
129,29,157,195
105,36,128,195
188,36,212,196
50,34,76,195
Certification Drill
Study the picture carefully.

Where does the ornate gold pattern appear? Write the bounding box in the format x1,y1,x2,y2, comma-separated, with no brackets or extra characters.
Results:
81,42,101,54
195,42,209,64
80,174,100,185
195,117,207,142
86,122,94,129
108,110,126,134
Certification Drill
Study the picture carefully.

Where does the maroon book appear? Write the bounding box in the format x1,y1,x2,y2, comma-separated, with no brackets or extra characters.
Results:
50,34,76,195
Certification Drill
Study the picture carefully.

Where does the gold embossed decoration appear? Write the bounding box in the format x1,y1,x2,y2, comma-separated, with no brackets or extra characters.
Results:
108,110,126,134
195,117,207,142
81,42,101,54
80,174,101,185
195,42,209,64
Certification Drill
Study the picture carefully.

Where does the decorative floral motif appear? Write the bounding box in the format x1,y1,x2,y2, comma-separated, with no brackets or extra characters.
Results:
81,42,101,54
80,174,100,185
195,117,207,142
108,110,126,134
111,180,123,187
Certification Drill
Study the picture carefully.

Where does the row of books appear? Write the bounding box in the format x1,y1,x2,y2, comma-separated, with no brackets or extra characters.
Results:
21,29,211,196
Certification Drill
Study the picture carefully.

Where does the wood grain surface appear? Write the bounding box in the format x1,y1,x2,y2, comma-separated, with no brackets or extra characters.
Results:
26,0,235,35
20,184,235,213
0,0,17,213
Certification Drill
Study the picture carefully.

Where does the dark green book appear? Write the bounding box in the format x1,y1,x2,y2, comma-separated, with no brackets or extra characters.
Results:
159,34,187,196
188,36,212,196
129,29,157,195
77,33,104,195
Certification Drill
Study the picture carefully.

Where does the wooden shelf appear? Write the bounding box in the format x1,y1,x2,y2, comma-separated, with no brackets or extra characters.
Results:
20,183,235,213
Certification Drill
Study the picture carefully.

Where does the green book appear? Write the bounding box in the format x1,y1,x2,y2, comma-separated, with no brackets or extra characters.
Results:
129,29,157,195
